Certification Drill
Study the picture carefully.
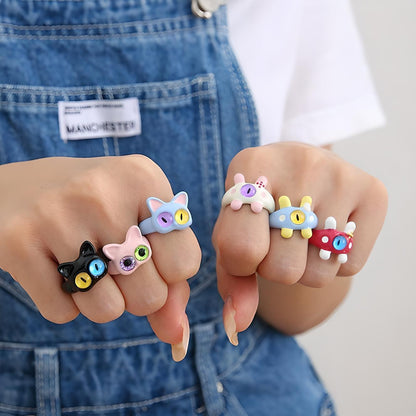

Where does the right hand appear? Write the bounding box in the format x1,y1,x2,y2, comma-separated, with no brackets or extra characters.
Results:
0,156,201,361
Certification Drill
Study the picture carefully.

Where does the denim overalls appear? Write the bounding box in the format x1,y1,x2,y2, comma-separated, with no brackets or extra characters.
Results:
0,1,336,415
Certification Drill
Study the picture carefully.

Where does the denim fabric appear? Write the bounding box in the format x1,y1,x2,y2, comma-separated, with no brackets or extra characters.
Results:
0,1,335,415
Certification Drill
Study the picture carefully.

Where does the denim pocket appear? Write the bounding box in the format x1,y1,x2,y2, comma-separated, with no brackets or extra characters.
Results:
0,72,222,280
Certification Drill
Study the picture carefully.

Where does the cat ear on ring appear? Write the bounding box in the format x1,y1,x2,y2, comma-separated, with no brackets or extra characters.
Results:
138,191,193,235
103,226,152,275
58,241,107,293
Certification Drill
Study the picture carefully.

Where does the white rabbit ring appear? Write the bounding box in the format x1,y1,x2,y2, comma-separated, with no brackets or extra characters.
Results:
221,173,275,214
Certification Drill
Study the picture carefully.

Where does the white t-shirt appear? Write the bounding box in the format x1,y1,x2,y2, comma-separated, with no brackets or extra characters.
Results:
227,0,385,146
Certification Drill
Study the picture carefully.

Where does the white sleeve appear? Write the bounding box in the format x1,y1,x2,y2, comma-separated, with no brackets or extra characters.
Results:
280,0,385,146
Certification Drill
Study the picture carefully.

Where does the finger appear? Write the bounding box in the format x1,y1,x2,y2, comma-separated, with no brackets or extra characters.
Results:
112,260,168,316
338,179,388,277
48,234,125,324
258,229,309,285
213,205,270,277
147,280,190,362
258,194,316,285
146,228,201,284
300,213,348,288
216,262,259,346
71,276,125,323
11,251,80,324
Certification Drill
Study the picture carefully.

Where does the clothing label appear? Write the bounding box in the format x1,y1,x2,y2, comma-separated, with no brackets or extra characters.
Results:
58,98,141,141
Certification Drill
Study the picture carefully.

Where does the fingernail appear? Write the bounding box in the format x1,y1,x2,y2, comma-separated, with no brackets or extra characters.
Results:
171,315,190,362
223,297,239,346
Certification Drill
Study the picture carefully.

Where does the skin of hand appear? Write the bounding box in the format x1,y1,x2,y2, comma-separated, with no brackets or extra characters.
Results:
212,142,388,344
0,155,201,361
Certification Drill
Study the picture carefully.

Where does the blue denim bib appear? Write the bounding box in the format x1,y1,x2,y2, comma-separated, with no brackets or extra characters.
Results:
0,1,335,415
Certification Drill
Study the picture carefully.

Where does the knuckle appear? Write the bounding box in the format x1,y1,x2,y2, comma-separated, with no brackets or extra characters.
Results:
301,269,335,288
86,302,125,324
177,251,202,281
65,167,108,203
127,285,168,316
218,236,266,273
339,259,363,277
161,251,201,283
368,175,389,206
154,233,202,283
117,155,170,190
275,264,305,285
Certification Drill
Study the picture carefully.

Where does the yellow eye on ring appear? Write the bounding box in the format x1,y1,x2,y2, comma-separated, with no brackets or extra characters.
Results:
175,209,189,225
74,272,92,289
290,210,306,225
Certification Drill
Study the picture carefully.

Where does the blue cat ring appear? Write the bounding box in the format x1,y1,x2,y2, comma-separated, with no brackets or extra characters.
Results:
139,191,192,235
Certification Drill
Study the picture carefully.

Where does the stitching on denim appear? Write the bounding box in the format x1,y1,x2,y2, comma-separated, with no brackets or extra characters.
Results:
53,352,59,416
0,25,216,40
0,14,193,31
0,91,214,108
207,79,225,201
218,323,266,380
0,316,221,351
0,91,211,108
96,86,110,156
102,137,110,156
220,35,250,147
6,0,161,1
0,73,214,94
35,350,45,416
113,136,120,156
0,403,36,412
228,50,249,144
0,74,215,93
34,349,59,416
197,81,212,234
61,386,198,413
0,75,216,101
0,334,160,351
105,89,121,156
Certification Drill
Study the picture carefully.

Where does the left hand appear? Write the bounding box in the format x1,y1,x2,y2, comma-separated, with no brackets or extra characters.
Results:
212,142,388,344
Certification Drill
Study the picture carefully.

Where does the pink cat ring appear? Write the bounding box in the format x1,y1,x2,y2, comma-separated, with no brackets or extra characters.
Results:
103,226,152,275
221,173,275,214
309,217,356,264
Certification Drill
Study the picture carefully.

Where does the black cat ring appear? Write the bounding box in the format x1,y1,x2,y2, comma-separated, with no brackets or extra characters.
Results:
57,241,107,293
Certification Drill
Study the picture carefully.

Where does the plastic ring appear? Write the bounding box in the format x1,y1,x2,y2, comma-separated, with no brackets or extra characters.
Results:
139,191,192,235
269,195,318,239
221,173,275,214
58,241,107,293
103,226,152,275
309,217,356,263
